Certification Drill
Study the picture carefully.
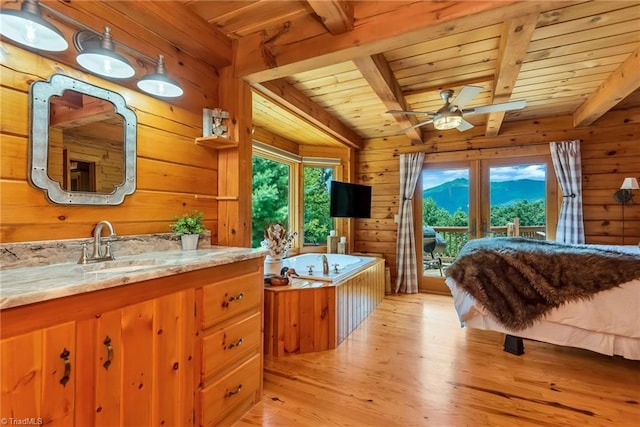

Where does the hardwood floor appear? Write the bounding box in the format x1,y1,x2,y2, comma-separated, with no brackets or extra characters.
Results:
235,293,640,427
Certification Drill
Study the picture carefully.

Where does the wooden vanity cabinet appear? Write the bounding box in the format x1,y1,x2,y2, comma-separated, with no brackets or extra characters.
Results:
197,269,264,427
0,257,264,427
74,289,196,427
0,322,76,427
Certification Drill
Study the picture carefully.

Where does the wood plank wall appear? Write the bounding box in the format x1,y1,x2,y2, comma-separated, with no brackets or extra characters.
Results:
0,42,221,243
356,108,640,281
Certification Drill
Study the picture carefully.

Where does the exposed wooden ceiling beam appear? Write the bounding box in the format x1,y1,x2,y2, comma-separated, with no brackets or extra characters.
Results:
234,1,575,83
307,0,354,35
394,107,640,157
50,97,118,128
573,46,640,127
254,79,364,150
485,12,539,137
353,54,422,144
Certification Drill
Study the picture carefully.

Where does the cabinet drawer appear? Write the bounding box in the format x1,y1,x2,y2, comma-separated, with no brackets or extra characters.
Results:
200,353,261,426
202,312,261,381
201,271,262,329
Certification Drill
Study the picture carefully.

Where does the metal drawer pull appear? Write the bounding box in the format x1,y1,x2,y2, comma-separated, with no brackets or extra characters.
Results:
227,292,244,303
225,384,242,398
103,336,113,370
59,348,71,387
228,338,243,349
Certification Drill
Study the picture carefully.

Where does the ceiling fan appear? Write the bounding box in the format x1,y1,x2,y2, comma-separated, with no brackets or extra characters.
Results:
387,85,526,132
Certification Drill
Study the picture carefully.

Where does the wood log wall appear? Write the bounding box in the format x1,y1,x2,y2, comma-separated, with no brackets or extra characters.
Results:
356,108,640,282
0,42,221,243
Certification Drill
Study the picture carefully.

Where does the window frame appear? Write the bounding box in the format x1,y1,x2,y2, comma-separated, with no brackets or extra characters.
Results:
252,142,342,253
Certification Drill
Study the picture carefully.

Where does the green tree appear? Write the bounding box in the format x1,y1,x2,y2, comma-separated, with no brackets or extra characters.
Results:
490,200,545,226
303,166,333,244
251,157,290,247
423,198,468,226
423,197,545,229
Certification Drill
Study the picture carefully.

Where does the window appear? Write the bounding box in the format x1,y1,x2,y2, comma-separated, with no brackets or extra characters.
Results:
252,142,341,251
251,156,291,248
420,155,557,291
303,165,334,245
488,163,547,238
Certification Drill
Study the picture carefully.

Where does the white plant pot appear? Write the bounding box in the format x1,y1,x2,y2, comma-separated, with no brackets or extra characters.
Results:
180,234,199,251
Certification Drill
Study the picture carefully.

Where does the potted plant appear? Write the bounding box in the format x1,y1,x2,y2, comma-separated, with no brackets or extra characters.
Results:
170,210,205,250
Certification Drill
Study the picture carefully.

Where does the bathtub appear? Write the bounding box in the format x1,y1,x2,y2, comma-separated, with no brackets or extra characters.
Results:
282,253,376,282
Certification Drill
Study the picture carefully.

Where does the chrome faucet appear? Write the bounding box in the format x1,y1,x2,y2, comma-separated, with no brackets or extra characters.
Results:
79,220,116,264
321,254,329,275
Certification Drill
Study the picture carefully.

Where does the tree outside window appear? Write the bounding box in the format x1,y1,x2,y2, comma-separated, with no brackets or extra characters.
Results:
303,166,333,245
251,156,290,248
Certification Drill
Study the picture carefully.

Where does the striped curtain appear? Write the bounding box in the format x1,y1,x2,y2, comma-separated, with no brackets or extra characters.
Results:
395,152,425,293
550,140,585,244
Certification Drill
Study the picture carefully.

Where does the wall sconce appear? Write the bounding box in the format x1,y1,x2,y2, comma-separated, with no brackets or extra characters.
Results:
74,27,135,79
0,0,68,51
137,54,183,98
1,0,183,97
614,177,639,205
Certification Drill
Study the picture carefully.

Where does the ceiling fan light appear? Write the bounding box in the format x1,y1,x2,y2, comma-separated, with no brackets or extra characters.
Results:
433,114,462,130
75,26,135,79
137,54,183,98
0,0,68,52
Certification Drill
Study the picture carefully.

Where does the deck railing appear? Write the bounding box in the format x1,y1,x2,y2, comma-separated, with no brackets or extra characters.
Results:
430,226,546,260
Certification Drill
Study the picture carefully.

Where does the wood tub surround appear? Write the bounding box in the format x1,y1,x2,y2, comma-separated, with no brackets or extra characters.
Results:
264,258,385,357
0,249,264,427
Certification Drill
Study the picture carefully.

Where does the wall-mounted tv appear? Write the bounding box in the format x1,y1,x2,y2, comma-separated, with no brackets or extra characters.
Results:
329,180,372,218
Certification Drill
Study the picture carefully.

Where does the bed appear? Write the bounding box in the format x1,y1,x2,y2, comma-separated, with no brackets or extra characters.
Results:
444,238,640,360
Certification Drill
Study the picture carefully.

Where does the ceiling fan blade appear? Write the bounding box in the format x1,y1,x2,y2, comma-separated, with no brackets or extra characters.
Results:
387,109,437,116
399,118,434,132
452,85,482,110
456,119,474,132
462,100,526,115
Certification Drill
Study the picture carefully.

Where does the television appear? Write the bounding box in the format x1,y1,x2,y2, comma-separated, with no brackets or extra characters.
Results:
329,180,372,218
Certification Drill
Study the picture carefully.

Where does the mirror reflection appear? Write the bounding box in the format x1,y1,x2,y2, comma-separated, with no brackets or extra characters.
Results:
47,91,125,194
29,74,136,205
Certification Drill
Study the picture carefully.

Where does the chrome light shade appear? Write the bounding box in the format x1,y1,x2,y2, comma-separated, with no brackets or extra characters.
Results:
75,26,135,79
137,54,183,98
0,0,68,51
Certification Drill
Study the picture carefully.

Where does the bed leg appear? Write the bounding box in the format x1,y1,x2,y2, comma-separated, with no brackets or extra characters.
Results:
504,334,524,355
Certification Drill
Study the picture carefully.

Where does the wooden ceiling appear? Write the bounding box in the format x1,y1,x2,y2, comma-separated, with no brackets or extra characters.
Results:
25,1,639,149
182,0,640,149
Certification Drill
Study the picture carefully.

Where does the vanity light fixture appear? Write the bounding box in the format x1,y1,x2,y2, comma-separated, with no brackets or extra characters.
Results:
0,0,68,51
137,54,184,98
74,26,135,79
2,1,183,97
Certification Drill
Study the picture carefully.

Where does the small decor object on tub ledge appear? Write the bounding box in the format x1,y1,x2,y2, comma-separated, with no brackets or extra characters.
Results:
261,223,297,276
170,210,205,250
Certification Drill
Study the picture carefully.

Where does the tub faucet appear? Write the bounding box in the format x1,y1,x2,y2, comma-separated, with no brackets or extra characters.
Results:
79,220,116,264
321,254,329,275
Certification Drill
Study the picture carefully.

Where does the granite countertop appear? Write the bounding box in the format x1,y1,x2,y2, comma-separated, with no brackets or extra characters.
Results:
0,246,266,310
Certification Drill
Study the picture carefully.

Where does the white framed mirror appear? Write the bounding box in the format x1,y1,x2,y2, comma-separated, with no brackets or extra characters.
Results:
29,74,137,205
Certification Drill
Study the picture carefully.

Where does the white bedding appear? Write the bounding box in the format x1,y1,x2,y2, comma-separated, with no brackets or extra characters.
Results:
445,244,640,360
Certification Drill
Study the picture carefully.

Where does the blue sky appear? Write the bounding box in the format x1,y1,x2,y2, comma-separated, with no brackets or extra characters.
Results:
422,164,546,190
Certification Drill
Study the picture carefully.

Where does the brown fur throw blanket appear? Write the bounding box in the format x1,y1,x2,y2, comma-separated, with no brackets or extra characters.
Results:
445,237,640,331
